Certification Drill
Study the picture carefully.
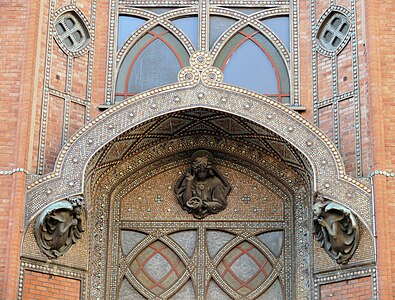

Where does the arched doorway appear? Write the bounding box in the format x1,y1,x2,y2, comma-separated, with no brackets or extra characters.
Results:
85,108,314,299
23,84,374,300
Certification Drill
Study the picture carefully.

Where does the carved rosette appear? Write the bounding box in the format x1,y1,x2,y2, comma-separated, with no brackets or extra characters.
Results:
313,193,360,264
178,51,224,86
34,195,85,259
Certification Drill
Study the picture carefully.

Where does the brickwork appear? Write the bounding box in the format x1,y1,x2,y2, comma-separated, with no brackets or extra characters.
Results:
68,102,86,139
337,43,353,95
339,98,357,175
364,0,395,298
71,55,89,99
50,43,68,92
90,0,110,119
22,270,80,300
318,105,335,141
44,95,65,173
298,0,313,122
317,53,333,102
0,0,44,298
320,276,373,300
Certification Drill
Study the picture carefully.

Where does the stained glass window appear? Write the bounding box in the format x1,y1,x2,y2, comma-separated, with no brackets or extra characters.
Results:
115,8,291,104
214,26,290,103
115,26,189,102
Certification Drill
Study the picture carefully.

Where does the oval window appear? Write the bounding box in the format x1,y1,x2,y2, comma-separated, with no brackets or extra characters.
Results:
317,11,351,52
55,11,90,53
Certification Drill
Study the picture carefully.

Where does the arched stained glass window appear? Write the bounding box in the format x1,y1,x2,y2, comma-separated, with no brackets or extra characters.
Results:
113,9,293,106
115,26,190,102
214,26,290,103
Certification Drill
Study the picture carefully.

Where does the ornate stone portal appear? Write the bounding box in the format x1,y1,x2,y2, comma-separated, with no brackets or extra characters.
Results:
175,150,231,219
313,193,360,264
22,95,376,299
34,196,84,259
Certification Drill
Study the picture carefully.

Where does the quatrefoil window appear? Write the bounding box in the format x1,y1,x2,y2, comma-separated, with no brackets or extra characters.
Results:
55,12,90,52
318,12,350,52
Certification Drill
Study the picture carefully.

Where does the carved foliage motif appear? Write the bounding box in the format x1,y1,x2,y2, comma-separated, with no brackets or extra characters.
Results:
175,150,231,219
313,193,359,264
34,196,84,259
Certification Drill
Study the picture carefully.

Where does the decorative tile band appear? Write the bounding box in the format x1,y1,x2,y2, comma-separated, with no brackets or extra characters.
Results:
0,168,31,175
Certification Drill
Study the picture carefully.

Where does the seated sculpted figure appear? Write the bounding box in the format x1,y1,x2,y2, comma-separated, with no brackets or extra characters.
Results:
175,150,231,219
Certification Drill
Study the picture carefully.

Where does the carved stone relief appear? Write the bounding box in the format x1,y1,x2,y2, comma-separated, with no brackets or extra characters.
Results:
175,150,231,219
313,193,360,264
34,195,84,259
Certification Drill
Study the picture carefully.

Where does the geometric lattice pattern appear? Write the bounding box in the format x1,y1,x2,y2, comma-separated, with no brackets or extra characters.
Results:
217,241,273,296
130,240,186,296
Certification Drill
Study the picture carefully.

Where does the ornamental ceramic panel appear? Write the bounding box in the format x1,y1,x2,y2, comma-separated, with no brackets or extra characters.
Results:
130,240,187,296
217,241,273,296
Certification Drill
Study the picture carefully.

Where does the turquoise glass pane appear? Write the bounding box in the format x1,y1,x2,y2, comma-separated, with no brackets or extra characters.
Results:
128,39,181,94
223,39,278,94
172,17,198,50
118,15,146,49
261,17,290,50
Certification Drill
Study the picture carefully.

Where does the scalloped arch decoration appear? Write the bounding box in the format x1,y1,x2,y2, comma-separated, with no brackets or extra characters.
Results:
24,83,372,234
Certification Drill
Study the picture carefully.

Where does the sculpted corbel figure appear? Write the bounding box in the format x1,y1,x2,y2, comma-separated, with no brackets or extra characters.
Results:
35,195,84,259
175,150,231,219
313,193,360,264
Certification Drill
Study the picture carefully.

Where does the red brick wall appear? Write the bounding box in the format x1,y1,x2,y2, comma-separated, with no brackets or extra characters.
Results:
22,270,81,300
364,0,395,298
44,95,65,173
320,277,373,300
0,0,44,298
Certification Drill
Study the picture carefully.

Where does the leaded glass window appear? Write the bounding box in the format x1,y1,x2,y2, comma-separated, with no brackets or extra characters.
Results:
213,26,290,103
115,26,190,102
112,5,293,105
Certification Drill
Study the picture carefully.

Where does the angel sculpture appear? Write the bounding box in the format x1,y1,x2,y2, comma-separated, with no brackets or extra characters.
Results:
313,194,360,264
175,150,231,219
35,196,84,259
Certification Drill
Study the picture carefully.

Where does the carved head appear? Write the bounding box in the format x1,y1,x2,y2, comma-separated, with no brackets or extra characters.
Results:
35,198,84,259
191,150,214,180
313,201,325,217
